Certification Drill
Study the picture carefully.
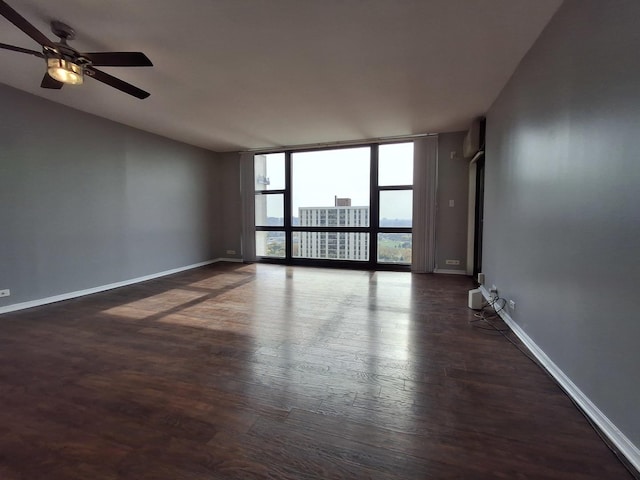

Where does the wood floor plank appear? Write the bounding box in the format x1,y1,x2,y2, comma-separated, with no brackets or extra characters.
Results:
0,262,634,479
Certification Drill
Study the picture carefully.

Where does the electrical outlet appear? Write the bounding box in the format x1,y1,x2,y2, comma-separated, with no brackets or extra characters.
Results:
445,259,460,265
226,250,236,255
490,285,498,298
0,289,10,298
509,300,516,310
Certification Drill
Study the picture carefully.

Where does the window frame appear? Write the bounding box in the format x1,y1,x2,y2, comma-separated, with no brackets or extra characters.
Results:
254,141,413,270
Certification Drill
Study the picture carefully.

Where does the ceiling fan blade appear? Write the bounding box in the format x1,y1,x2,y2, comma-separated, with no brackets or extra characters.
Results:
41,73,63,89
0,0,55,48
82,52,153,67
87,67,150,99
0,42,44,58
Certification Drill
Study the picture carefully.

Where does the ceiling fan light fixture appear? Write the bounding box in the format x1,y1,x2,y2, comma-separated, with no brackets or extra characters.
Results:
47,57,83,85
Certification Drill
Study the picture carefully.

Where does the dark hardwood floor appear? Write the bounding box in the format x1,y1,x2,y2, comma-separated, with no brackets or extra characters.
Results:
0,262,633,479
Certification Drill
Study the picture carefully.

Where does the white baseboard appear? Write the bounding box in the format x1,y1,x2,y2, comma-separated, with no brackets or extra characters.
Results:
0,259,219,315
217,257,244,263
433,268,468,275
479,286,640,473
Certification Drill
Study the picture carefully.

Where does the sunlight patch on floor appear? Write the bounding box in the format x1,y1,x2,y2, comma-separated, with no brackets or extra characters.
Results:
101,288,209,318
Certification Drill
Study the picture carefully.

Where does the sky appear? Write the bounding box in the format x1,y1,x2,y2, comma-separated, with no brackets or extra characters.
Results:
261,142,413,220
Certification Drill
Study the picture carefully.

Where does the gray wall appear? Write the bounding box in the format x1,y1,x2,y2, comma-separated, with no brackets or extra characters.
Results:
0,84,220,308
436,131,468,272
484,0,640,447
216,152,243,259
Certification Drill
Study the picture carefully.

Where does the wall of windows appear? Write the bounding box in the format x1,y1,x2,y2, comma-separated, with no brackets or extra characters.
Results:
254,142,413,268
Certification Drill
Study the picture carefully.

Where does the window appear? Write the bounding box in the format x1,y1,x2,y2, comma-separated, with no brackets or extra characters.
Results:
253,142,413,268
377,143,413,265
254,153,285,257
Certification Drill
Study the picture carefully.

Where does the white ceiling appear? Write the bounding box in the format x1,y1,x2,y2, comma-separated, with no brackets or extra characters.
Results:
0,0,562,152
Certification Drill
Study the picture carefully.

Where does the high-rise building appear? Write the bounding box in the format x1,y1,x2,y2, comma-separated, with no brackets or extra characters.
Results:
254,154,269,227
297,198,369,260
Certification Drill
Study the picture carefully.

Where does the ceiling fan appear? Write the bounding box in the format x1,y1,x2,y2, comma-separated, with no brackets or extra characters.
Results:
0,0,152,99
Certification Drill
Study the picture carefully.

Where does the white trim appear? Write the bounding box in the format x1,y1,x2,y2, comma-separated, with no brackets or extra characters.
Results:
479,286,640,473
433,269,468,275
469,150,484,164
0,259,218,315
217,257,244,263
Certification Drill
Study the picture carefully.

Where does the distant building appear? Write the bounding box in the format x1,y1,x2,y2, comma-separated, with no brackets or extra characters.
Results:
254,155,269,230
297,198,369,261
255,155,282,257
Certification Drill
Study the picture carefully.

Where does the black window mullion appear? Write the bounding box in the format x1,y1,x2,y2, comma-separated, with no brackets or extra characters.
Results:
378,227,412,234
284,151,292,259
290,226,369,233
378,185,413,191
255,226,286,231
370,144,379,266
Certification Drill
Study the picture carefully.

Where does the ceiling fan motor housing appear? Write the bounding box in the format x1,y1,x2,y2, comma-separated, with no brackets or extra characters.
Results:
0,0,153,98
50,21,75,41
